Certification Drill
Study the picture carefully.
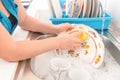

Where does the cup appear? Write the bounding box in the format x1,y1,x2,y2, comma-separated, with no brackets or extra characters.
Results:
49,58,71,80
68,68,92,80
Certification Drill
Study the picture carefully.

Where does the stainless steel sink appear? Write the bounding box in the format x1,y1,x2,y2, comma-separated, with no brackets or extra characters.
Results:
28,24,120,80
28,32,56,40
102,36,120,65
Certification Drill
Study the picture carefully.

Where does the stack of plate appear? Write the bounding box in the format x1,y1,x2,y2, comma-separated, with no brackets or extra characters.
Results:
50,0,104,18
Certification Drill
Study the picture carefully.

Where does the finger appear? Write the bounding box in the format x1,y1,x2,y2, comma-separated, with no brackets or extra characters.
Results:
66,28,73,32
74,41,83,46
72,24,77,28
68,30,79,34
71,43,83,50
71,46,79,51
64,23,72,28
75,39,84,44
70,31,83,38
70,47,75,51
65,23,73,31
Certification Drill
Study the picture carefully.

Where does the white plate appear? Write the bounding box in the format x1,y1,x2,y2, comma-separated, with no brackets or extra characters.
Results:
72,0,84,18
97,2,101,17
97,1,100,17
56,24,105,68
68,68,92,80
93,0,99,17
89,0,95,17
82,0,87,17
85,0,91,17
99,2,103,17
66,0,76,17
59,0,66,10
51,0,62,18
100,2,104,17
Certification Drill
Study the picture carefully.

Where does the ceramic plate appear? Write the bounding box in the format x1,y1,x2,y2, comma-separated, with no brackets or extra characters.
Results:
72,0,84,18
89,0,95,17
68,68,92,80
51,0,62,18
100,2,104,17
56,24,105,68
85,0,91,17
97,1,100,17
82,0,87,17
59,0,66,10
98,1,104,17
66,0,76,17
98,4,101,17
93,0,99,17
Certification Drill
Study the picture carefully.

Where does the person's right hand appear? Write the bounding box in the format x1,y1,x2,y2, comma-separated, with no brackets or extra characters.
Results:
55,30,84,50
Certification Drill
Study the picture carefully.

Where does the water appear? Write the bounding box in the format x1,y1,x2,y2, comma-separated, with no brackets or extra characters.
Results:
101,0,108,36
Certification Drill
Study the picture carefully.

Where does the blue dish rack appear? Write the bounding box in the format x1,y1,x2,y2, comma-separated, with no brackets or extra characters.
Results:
50,13,112,30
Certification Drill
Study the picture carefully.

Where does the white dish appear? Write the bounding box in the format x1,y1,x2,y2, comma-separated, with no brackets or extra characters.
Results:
67,0,76,17
89,0,95,17
85,0,91,17
50,58,71,71
51,0,62,18
59,0,66,10
82,0,87,17
93,0,99,17
50,58,71,80
97,2,101,17
72,0,84,17
48,0,55,18
100,2,104,17
97,1,100,17
68,68,92,80
57,24,105,68
99,2,103,17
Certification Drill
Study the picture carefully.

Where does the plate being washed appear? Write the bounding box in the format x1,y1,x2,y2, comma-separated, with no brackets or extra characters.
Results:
56,24,105,68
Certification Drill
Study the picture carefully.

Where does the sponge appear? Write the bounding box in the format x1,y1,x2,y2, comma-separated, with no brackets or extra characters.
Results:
78,29,88,41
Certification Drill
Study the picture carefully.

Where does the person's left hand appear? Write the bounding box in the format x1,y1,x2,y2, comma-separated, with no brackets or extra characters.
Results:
54,23,73,34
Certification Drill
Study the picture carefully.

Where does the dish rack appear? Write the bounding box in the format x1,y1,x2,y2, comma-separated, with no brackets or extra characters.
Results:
50,13,112,30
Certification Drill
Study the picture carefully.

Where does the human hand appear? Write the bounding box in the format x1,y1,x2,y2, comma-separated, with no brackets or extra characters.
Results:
55,30,84,50
54,23,73,34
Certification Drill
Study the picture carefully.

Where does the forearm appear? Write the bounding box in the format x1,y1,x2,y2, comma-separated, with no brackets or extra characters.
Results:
20,15,58,34
2,37,58,62
15,0,58,34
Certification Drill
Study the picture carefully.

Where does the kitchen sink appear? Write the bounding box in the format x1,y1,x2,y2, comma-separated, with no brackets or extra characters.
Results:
102,36,120,65
14,0,120,79
28,25,120,80
20,10,120,78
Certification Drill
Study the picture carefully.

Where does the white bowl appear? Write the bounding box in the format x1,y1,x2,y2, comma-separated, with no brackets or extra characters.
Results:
50,58,71,72
68,68,91,80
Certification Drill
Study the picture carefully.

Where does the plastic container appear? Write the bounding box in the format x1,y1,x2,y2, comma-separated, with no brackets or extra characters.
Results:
50,13,112,30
